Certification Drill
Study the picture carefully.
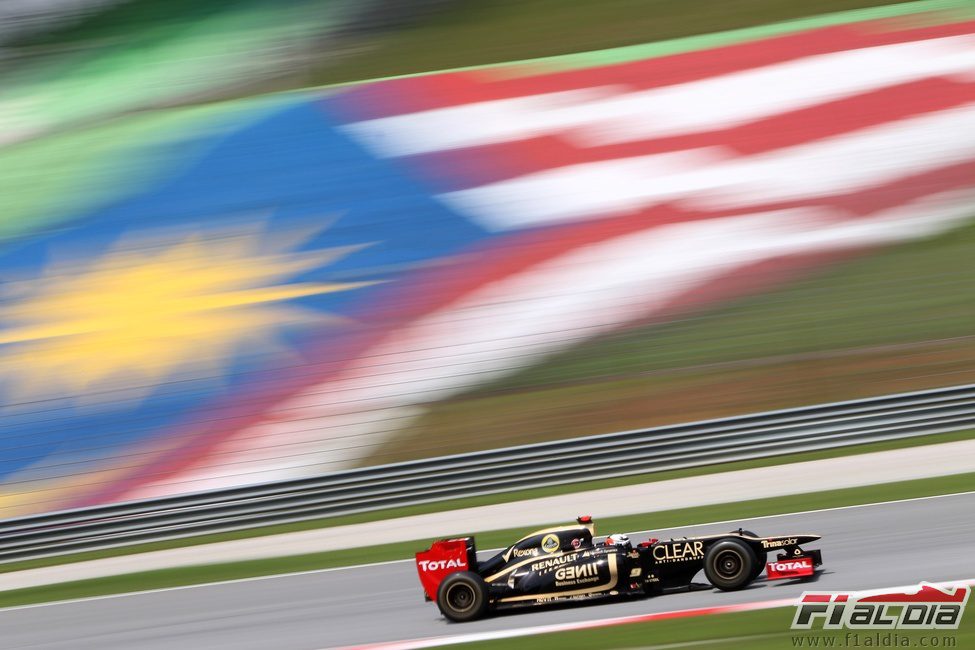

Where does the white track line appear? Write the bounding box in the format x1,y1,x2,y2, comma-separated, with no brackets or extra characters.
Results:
0,490,971,614
335,487,975,566
333,578,975,650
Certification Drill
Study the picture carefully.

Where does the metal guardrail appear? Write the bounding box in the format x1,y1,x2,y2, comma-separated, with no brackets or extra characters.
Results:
1,383,973,564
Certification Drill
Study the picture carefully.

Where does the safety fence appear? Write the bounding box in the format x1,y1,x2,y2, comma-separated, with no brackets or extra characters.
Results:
0,383,971,563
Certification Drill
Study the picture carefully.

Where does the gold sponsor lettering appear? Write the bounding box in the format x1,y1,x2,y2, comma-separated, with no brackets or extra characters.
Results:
512,547,539,558
761,537,798,549
555,575,600,587
499,555,619,604
555,563,599,581
530,553,578,572
652,540,704,563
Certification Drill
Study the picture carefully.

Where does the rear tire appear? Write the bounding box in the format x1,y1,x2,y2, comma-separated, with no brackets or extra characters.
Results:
704,539,757,591
437,572,489,622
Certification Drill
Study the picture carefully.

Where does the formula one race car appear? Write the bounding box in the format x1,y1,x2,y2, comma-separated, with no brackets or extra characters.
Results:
416,516,822,622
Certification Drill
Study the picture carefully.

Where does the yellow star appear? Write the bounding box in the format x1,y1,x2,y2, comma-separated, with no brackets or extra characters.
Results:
0,224,378,402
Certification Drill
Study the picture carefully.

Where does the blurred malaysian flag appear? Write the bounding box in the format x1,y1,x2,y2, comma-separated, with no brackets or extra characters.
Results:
9,16,974,510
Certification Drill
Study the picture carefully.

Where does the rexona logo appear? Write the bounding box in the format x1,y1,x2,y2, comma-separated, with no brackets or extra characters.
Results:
512,547,539,558
792,583,970,630
417,559,464,572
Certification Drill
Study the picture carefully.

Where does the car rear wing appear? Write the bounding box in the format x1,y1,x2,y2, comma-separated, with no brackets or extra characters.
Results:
415,537,478,601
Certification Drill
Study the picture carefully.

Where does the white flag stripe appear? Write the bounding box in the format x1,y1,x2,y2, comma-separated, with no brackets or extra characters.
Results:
339,88,619,158
578,35,975,147
440,104,975,230
331,191,974,397
138,189,975,494
342,36,975,157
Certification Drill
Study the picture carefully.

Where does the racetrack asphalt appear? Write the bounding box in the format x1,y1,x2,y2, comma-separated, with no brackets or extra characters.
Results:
1,492,972,649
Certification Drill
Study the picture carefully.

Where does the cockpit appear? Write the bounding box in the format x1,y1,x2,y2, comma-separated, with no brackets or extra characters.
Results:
477,515,596,576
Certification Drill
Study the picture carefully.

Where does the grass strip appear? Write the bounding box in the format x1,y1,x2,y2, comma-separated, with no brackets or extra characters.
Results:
305,0,969,86
0,471,971,608
443,604,975,649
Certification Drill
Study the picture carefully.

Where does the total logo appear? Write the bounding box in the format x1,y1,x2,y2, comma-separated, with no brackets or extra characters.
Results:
417,558,464,572
772,560,811,572
766,557,814,580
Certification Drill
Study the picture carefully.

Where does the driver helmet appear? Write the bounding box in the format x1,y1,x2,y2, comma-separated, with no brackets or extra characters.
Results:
605,533,631,549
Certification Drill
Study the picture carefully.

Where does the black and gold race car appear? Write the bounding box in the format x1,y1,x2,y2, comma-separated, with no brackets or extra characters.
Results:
416,516,822,622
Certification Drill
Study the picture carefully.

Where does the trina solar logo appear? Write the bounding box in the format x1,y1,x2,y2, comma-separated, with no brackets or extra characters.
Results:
761,537,797,549
792,583,970,630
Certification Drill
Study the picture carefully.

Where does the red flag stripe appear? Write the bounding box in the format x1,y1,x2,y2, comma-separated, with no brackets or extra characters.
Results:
406,77,975,190
339,20,975,120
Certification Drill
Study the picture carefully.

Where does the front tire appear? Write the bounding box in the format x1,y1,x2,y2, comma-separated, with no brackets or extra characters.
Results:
704,539,757,591
733,531,766,580
437,572,489,622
